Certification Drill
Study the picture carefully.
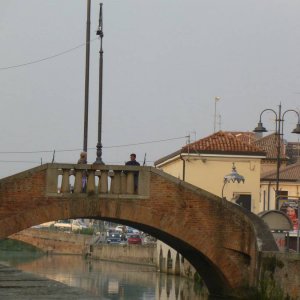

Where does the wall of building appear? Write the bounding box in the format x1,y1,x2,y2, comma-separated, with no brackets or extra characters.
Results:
260,182,300,211
158,156,262,213
158,159,183,180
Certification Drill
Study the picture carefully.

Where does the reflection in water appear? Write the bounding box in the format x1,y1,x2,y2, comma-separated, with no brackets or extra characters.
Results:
0,251,208,299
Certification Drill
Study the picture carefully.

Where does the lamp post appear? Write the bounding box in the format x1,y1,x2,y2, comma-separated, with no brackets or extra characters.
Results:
253,104,300,208
94,3,104,165
221,163,245,200
83,0,91,153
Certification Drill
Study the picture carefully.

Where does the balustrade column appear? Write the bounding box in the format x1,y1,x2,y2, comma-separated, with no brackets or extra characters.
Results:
87,170,96,194
121,172,127,193
111,171,121,194
126,172,134,194
99,170,108,193
74,169,83,193
61,169,70,193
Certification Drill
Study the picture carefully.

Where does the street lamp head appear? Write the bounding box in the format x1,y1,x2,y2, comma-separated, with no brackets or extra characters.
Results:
224,163,245,184
253,122,267,133
291,123,300,134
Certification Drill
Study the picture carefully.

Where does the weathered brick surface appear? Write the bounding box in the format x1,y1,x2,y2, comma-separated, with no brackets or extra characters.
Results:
0,164,278,298
260,252,300,299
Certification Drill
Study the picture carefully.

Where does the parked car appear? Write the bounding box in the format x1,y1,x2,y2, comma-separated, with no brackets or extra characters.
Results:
126,227,139,235
106,232,122,244
115,225,126,232
54,219,87,231
127,234,142,245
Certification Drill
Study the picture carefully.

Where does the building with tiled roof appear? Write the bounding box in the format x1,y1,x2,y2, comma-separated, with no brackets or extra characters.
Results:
261,162,300,182
253,133,288,174
155,131,266,213
181,131,264,155
260,162,300,211
286,142,300,165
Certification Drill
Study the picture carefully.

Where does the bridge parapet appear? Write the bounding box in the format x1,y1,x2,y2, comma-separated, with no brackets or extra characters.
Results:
46,163,150,198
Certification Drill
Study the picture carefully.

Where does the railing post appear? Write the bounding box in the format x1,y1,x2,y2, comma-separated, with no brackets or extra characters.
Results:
121,172,127,193
111,171,121,194
99,170,108,193
87,170,95,194
126,172,134,194
46,167,59,193
61,169,70,193
74,169,83,193
109,170,115,194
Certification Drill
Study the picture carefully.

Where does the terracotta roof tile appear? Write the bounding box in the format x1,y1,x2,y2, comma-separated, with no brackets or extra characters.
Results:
226,131,258,144
181,131,265,155
261,162,300,181
253,133,287,160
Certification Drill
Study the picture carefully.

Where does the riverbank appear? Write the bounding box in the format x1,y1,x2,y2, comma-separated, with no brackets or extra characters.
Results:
0,263,99,299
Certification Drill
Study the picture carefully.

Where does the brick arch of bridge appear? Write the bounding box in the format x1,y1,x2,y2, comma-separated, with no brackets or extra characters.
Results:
0,164,278,298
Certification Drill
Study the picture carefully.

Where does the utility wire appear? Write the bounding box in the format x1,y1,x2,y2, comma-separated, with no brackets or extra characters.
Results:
0,135,187,155
0,160,40,164
103,136,188,149
0,39,97,71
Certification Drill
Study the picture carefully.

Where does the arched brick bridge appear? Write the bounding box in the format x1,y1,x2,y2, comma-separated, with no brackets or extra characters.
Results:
0,163,277,298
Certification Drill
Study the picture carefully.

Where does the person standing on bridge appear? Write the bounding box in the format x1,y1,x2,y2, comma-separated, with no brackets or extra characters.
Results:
125,153,140,193
78,151,88,192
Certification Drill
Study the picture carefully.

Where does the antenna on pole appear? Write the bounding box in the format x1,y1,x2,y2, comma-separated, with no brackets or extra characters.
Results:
214,96,221,133
97,3,103,34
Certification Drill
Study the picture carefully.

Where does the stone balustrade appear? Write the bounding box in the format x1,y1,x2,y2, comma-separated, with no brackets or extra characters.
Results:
46,163,150,198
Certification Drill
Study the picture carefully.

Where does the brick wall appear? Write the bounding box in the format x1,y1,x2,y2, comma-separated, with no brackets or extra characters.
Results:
0,164,279,299
260,252,300,299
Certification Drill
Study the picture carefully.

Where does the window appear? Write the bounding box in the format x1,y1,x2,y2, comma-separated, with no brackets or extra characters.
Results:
235,194,251,211
277,190,288,209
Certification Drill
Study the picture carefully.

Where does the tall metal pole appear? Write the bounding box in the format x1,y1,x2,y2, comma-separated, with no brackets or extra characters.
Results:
254,104,300,209
275,104,282,209
83,0,91,153
95,3,104,164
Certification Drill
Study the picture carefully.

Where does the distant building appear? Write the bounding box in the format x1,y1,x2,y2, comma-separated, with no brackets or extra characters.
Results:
155,131,265,213
286,142,300,164
253,133,288,174
260,162,300,210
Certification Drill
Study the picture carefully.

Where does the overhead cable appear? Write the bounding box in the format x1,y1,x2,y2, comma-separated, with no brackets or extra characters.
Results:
0,39,97,71
0,135,187,155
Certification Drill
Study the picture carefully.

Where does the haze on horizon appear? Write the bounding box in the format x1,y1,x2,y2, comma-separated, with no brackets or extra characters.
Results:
0,0,299,178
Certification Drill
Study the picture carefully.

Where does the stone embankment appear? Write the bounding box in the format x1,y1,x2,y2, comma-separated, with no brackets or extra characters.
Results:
10,229,157,266
10,228,91,255
90,243,156,265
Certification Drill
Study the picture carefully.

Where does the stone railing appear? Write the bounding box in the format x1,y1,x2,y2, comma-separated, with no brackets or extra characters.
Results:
46,163,150,198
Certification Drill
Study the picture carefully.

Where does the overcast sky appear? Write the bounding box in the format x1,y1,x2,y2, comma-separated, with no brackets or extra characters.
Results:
0,0,300,178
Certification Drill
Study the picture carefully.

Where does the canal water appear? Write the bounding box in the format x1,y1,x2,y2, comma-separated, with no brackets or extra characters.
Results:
0,241,208,300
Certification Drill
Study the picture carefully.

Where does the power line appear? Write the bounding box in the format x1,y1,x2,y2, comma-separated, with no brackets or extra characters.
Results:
0,135,187,155
0,39,97,71
103,136,188,149
0,160,39,164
